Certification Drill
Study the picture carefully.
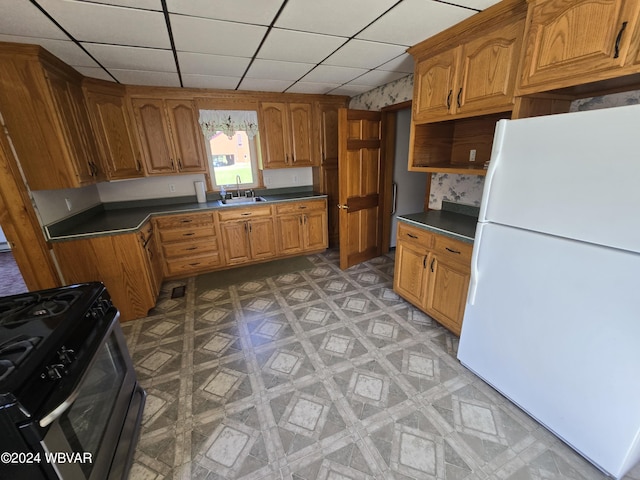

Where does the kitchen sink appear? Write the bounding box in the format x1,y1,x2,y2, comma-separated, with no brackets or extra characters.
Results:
218,196,267,206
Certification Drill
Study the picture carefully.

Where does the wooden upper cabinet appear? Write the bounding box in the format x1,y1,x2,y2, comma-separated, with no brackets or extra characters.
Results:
131,97,206,175
164,99,207,173
84,83,144,180
409,0,527,123
260,101,317,168
517,0,640,94
288,102,315,167
457,19,525,115
316,101,339,165
260,102,289,169
45,70,102,185
413,49,460,122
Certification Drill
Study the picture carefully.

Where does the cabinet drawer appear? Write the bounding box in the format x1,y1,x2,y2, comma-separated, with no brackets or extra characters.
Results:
397,223,433,249
162,238,218,258
276,199,325,215
155,212,214,229
432,235,472,265
165,253,222,276
217,205,273,222
158,225,216,243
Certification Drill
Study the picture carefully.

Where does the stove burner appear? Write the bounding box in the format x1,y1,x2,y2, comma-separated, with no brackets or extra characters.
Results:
0,336,41,383
0,290,84,327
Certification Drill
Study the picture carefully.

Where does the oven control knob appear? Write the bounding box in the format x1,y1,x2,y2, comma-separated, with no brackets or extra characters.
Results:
42,363,66,380
58,347,75,365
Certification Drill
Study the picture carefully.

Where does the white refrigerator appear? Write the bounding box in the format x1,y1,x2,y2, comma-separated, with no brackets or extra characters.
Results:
457,104,640,479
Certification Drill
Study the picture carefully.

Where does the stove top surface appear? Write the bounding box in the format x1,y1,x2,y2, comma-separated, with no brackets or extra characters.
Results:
0,283,107,392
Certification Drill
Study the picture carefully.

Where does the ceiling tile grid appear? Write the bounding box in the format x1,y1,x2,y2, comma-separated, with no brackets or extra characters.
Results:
0,0,501,96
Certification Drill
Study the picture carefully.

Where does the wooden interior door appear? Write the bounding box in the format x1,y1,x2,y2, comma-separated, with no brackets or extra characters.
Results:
0,128,60,291
338,108,384,270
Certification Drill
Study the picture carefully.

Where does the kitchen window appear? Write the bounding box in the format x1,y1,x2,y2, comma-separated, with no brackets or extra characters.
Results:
199,110,262,191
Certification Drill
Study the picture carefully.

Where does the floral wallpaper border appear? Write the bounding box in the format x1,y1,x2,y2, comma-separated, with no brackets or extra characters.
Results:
350,77,640,210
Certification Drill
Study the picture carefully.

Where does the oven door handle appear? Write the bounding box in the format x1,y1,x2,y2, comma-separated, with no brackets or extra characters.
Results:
39,311,120,428
39,385,81,428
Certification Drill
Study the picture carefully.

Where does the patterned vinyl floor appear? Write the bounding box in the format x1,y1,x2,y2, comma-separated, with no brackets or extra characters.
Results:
122,250,640,480
0,251,28,297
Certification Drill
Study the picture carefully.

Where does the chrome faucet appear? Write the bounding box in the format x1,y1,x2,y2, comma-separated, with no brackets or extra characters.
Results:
235,175,241,197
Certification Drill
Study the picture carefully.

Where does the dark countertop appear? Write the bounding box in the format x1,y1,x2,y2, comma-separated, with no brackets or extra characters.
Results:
47,189,327,241
397,202,479,243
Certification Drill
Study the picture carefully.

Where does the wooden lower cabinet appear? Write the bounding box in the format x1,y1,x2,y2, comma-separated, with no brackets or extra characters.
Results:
218,206,277,265
275,199,328,255
154,211,223,277
52,228,158,322
393,222,471,335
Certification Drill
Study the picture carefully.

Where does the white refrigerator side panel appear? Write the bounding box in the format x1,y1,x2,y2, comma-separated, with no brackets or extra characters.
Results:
480,104,640,253
459,223,640,478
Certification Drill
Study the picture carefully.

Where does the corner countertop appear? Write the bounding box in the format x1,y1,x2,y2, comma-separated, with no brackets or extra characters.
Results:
47,189,327,241
397,201,479,243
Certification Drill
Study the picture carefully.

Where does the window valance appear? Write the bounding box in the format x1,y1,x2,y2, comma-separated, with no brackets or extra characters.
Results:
198,110,259,140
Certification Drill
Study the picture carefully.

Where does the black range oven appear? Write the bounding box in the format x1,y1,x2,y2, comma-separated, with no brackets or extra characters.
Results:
0,283,145,479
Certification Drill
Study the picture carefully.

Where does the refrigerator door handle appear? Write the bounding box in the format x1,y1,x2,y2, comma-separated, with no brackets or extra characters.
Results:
478,120,507,222
468,225,483,306
391,182,398,215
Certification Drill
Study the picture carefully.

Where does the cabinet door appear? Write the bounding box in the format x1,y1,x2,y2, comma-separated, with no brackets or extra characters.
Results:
260,102,290,168
277,214,304,255
288,102,316,166
145,233,164,297
85,90,144,179
220,221,252,265
425,256,470,335
46,72,97,185
316,102,339,165
304,210,328,251
518,0,640,92
165,99,207,173
457,19,524,115
393,241,430,308
131,98,176,174
413,48,459,122
248,218,277,260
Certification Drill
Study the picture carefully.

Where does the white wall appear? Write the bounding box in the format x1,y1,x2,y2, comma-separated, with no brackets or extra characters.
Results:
31,185,101,226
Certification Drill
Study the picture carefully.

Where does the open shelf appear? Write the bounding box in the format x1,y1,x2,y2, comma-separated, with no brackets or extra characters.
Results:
408,111,510,175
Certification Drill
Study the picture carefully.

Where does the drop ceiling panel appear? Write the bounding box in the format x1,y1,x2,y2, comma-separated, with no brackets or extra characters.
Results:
348,69,407,86
286,82,341,95
82,43,176,72
258,29,346,64
73,66,114,81
302,65,368,84
79,0,162,10
0,1,68,40
275,0,399,37
182,74,240,90
167,0,283,25
170,14,267,56
0,0,502,95
36,0,170,48
357,0,475,46
377,53,414,73
324,40,407,70
110,69,181,87
178,52,251,77
245,59,315,81
238,78,294,92
0,35,99,67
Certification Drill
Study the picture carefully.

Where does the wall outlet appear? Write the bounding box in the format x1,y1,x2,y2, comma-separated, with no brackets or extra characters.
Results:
168,183,176,193
64,198,72,211
292,175,298,184
469,149,477,162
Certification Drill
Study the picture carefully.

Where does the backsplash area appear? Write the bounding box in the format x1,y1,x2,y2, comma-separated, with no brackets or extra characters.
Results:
32,168,313,226
350,79,640,210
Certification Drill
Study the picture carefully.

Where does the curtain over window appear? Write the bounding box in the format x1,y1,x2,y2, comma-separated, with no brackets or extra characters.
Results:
198,110,259,140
